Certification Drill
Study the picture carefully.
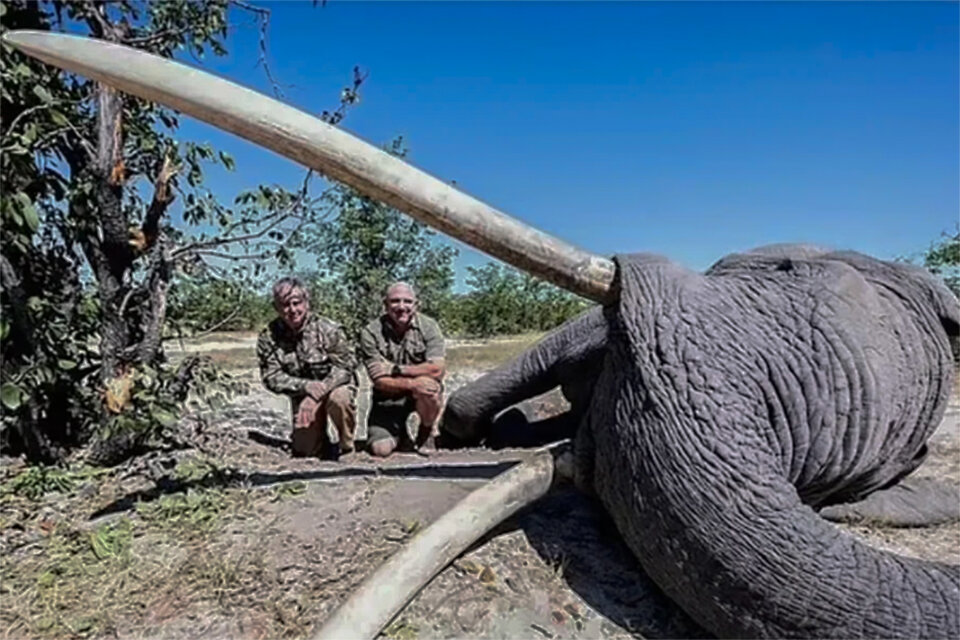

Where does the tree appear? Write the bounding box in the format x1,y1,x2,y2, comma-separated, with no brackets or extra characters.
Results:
921,229,959,298
452,262,590,337
0,1,359,462
298,138,458,336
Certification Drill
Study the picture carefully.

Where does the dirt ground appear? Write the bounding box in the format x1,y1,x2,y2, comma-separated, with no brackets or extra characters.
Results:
1,334,957,640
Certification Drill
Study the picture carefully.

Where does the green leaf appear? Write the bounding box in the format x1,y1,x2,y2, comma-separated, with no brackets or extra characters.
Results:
32,85,53,103
1,383,24,410
21,201,39,232
152,409,178,428
218,151,235,171
58,359,78,370
50,110,70,127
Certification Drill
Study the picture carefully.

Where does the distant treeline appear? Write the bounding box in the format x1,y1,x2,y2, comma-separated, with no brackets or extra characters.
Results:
167,261,591,340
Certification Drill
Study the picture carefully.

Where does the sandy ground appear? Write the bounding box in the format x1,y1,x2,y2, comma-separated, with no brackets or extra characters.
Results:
1,336,958,640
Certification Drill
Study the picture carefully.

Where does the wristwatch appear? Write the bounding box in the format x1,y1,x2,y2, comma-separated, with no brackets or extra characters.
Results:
391,363,403,377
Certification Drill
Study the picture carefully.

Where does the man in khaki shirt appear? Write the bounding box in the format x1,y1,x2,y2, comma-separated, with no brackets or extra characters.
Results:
257,277,358,458
359,282,445,457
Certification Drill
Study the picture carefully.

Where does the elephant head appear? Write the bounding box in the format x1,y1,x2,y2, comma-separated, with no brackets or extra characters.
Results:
446,246,959,637
7,31,957,639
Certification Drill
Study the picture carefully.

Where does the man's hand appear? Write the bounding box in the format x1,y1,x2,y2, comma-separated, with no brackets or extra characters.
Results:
305,381,328,401
367,360,391,380
410,376,441,396
296,396,320,429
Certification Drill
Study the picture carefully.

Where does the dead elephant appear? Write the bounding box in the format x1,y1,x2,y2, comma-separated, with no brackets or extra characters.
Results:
443,245,960,638
7,31,956,640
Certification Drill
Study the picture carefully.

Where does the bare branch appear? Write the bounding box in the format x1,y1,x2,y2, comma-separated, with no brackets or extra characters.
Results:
229,0,286,98
164,303,242,343
2,125,97,161
122,28,188,48
192,250,274,261
169,169,322,260
140,154,179,249
4,103,54,136
170,212,295,260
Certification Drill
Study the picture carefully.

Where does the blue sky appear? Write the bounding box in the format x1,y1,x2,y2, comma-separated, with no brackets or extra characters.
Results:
176,1,959,280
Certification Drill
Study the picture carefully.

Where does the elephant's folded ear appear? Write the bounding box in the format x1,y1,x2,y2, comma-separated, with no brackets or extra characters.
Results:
925,272,959,362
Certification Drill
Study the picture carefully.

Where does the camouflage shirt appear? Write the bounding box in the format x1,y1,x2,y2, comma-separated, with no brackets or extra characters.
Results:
257,313,357,398
359,313,445,400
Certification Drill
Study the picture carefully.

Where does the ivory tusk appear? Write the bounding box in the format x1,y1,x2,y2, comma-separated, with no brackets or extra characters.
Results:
2,30,616,303
312,448,560,640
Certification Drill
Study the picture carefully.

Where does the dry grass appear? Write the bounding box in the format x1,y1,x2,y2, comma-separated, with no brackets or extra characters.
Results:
445,333,543,371
1,333,956,640
1,486,253,639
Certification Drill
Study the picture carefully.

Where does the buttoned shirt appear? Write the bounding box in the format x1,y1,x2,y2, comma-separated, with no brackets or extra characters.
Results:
359,313,445,402
257,313,357,398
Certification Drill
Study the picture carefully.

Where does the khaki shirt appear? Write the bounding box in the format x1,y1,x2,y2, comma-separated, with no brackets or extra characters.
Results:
359,313,445,400
257,313,357,398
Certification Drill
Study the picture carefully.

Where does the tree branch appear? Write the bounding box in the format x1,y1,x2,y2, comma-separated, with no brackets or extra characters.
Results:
122,27,189,49
229,0,286,98
138,154,179,252
191,250,274,261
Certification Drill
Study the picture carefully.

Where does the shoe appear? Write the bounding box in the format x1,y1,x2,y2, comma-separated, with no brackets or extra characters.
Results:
320,442,340,461
417,435,437,452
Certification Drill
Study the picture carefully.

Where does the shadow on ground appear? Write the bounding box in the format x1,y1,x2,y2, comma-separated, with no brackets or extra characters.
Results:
510,488,710,639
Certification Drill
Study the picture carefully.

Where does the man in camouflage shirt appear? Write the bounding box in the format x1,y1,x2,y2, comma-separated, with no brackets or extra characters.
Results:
359,282,445,457
257,277,358,458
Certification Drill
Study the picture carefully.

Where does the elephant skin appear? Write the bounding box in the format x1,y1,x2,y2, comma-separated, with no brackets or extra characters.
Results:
442,246,960,639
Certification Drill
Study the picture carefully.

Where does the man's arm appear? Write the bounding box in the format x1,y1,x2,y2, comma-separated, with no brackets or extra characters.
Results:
309,324,357,398
257,330,311,396
400,317,445,381
372,318,446,393
392,360,444,380
359,322,402,392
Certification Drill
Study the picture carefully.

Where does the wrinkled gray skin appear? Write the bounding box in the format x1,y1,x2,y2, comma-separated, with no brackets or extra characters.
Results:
442,245,960,639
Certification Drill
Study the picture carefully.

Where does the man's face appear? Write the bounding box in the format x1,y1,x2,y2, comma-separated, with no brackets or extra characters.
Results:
275,286,309,332
385,284,417,330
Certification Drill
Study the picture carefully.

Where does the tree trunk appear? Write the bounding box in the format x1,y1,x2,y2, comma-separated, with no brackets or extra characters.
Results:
94,82,133,383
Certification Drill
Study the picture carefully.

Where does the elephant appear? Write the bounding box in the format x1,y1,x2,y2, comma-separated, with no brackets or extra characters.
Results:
442,245,960,638
8,31,956,640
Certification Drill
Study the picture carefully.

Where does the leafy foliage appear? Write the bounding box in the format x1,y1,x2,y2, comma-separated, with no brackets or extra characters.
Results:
445,262,591,337
921,229,960,298
296,139,458,336
1,465,77,500
0,1,358,463
166,277,274,333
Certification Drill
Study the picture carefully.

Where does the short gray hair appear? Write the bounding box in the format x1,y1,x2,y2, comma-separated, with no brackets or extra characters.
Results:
383,281,417,300
273,277,309,303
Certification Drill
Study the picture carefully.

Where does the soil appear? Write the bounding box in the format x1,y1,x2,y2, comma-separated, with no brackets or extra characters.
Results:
1,336,957,640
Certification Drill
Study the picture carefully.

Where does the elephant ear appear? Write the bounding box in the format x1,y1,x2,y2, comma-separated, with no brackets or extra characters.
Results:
828,251,958,360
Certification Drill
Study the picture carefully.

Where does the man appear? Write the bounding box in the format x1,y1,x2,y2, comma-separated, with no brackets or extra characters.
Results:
257,277,358,458
359,282,446,457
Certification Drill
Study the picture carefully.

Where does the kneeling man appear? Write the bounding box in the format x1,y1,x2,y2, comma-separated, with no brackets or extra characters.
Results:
359,282,446,457
257,277,357,458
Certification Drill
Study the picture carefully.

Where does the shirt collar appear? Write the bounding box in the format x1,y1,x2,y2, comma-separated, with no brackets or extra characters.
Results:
383,312,419,339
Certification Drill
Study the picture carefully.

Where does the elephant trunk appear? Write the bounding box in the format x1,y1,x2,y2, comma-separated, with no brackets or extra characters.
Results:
442,307,608,443
591,253,960,638
606,416,960,638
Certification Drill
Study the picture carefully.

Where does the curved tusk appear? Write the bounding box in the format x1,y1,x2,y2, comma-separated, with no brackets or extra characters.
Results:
2,30,616,304
312,447,561,640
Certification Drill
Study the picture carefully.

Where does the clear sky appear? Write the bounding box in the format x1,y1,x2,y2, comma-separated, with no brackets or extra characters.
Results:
176,1,959,280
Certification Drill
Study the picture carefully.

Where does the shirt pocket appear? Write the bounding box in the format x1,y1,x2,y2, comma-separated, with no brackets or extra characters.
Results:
300,341,332,379
278,350,301,375
404,333,427,363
